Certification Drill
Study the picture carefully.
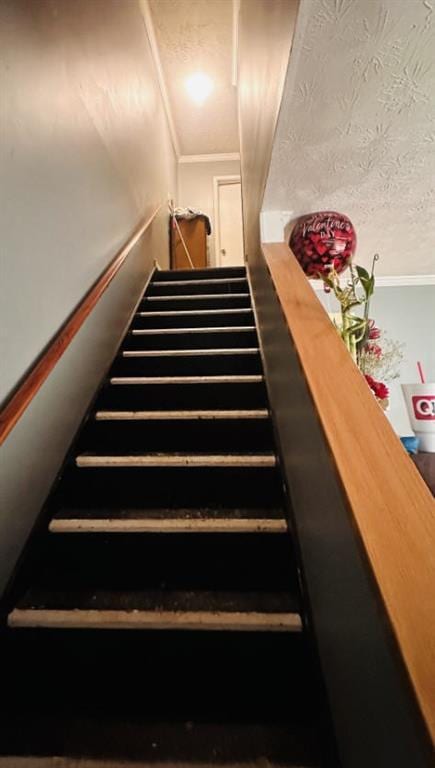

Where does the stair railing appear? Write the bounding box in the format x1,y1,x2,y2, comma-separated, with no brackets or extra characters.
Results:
0,204,162,445
248,241,435,764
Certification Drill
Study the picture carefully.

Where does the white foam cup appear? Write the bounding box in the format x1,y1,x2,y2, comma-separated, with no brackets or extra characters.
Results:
402,383,435,452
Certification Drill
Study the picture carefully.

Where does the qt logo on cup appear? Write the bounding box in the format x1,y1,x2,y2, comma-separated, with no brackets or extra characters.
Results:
402,383,435,452
412,395,435,421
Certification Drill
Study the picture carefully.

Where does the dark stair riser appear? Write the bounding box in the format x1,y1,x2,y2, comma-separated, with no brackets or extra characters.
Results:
1,631,322,765
109,351,262,377
140,295,252,311
53,505,285,522
153,266,247,282
96,381,268,410
77,418,275,453
1,720,321,765
132,310,255,329
123,329,258,350
55,465,284,509
148,280,249,296
16,534,299,604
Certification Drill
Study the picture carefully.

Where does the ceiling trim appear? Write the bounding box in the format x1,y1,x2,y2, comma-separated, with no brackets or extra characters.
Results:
311,275,435,291
179,153,240,164
139,0,180,158
232,0,240,87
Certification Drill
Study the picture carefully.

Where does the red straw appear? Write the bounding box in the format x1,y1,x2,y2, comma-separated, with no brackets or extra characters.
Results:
417,361,425,384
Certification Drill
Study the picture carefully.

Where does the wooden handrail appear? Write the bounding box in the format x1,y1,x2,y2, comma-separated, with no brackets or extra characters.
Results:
0,204,162,445
263,242,435,741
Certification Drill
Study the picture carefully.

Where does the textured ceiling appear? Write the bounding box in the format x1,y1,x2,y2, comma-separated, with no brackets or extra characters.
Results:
263,0,435,275
149,0,239,155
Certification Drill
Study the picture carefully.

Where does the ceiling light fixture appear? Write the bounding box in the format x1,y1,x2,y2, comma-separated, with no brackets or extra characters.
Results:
185,72,213,105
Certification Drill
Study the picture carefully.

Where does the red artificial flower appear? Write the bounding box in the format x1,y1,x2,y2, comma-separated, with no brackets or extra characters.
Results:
366,343,382,358
364,374,389,400
368,320,381,340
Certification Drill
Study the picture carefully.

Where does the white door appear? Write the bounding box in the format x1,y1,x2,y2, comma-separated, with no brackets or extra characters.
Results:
216,181,244,266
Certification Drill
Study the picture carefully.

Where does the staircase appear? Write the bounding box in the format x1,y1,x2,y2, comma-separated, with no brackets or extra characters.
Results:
1,266,336,766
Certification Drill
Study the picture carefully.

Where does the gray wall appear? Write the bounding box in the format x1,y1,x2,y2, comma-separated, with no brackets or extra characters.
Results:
0,0,177,596
317,285,435,435
177,159,240,265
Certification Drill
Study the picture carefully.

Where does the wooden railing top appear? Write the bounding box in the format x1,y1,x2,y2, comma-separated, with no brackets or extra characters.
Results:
263,242,435,741
0,204,162,445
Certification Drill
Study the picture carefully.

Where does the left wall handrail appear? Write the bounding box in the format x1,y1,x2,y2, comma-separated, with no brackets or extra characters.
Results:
0,203,162,445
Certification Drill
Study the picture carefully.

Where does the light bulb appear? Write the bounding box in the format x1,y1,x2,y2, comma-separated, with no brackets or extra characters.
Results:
185,72,213,105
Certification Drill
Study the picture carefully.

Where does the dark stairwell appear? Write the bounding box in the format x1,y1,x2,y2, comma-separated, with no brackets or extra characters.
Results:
0,266,337,767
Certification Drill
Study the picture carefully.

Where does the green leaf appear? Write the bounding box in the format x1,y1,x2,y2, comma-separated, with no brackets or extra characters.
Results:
356,266,370,282
356,265,375,299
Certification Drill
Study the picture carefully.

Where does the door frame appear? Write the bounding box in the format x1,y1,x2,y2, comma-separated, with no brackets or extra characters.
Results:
213,175,243,266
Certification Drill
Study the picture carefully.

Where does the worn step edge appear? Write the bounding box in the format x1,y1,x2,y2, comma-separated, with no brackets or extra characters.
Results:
8,608,302,632
49,518,287,533
144,294,251,301
122,348,260,357
94,409,269,420
0,756,312,768
75,454,277,468
131,327,256,335
136,308,252,317
109,376,264,385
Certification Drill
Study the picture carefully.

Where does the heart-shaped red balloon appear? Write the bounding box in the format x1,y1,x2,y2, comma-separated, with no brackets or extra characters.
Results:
289,211,356,278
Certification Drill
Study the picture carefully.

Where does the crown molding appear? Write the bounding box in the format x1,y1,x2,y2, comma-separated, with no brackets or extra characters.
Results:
139,0,180,158
311,274,435,291
178,153,240,164
367,275,435,287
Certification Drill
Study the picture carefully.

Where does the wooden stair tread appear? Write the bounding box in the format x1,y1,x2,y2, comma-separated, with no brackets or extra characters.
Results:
50,506,287,532
94,409,269,420
110,375,263,384
8,608,301,632
136,308,253,316
122,347,260,357
144,293,251,301
122,347,260,356
75,453,276,467
130,326,257,334
49,518,287,534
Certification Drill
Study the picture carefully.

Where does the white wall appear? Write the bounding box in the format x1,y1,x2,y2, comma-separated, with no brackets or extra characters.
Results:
317,285,435,436
0,0,177,597
262,0,435,278
0,0,176,405
177,159,241,265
